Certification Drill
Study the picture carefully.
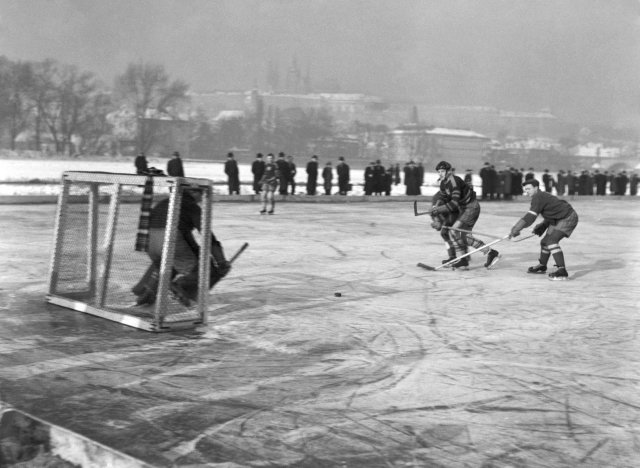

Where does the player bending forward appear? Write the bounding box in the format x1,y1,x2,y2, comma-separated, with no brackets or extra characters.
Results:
509,178,578,280
430,160,501,269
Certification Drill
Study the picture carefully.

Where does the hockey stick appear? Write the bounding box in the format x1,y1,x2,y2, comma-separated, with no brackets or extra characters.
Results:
512,233,536,243
417,235,509,271
442,226,503,240
413,200,431,216
228,242,249,264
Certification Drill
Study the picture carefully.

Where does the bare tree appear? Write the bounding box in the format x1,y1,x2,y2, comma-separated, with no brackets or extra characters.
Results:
114,62,189,153
0,58,35,150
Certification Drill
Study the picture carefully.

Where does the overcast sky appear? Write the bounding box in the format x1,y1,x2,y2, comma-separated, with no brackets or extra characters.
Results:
1,0,638,127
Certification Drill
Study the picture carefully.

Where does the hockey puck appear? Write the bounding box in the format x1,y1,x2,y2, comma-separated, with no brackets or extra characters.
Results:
334,292,342,297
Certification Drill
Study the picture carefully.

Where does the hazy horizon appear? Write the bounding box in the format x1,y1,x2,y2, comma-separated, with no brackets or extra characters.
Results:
1,0,638,128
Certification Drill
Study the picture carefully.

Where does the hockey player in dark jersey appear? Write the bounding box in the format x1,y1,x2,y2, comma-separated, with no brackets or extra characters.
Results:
509,178,579,280
430,160,501,269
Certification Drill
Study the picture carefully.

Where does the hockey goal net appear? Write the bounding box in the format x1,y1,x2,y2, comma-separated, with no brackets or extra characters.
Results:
46,171,213,332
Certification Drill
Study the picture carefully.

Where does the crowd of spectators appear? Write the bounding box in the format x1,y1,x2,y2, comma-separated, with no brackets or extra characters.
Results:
479,163,638,198
134,151,638,198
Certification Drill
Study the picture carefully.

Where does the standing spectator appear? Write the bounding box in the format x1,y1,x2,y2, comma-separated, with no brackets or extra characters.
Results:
511,167,523,199
404,161,421,196
336,156,351,195
259,153,280,214
167,151,185,177
542,169,555,193
224,152,240,195
566,170,576,195
306,155,319,195
617,171,629,195
464,169,473,187
629,172,638,196
502,168,512,200
586,170,595,195
578,170,589,195
364,162,375,195
373,160,386,195
609,171,619,195
322,161,333,195
479,162,491,200
385,165,394,195
487,165,499,200
286,154,297,195
556,170,566,196
394,164,401,186
251,153,265,195
417,162,425,191
276,152,289,195
594,169,607,195
134,152,149,175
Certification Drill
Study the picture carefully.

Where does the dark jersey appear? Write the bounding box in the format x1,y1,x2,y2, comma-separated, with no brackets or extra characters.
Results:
520,190,574,229
149,192,201,252
438,174,476,213
259,162,279,186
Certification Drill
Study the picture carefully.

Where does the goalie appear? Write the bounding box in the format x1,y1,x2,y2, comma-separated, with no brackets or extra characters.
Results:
429,160,501,269
132,188,230,306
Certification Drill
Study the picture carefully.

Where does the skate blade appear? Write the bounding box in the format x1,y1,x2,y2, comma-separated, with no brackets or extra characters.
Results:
485,254,502,270
548,276,569,281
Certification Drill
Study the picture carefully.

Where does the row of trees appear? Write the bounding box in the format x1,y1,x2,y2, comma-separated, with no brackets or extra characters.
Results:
0,56,342,158
0,56,193,155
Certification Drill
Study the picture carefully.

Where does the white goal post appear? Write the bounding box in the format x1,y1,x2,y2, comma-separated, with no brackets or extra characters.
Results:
46,171,213,332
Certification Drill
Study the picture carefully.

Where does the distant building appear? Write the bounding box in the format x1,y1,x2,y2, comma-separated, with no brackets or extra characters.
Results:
388,125,491,168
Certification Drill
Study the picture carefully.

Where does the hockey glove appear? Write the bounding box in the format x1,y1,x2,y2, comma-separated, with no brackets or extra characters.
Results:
532,223,548,237
431,205,448,216
430,219,443,231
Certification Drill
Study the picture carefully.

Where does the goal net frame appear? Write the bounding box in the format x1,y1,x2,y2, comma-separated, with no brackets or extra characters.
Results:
46,171,213,332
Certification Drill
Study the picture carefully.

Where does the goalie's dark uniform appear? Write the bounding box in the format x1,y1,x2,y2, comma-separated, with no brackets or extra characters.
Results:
431,161,500,269
133,190,229,305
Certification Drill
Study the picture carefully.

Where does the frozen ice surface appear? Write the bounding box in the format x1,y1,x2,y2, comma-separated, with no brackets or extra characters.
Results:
0,198,638,467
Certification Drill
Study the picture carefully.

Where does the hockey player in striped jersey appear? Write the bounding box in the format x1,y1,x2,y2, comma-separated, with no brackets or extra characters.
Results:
509,178,579,280
430,160,501,269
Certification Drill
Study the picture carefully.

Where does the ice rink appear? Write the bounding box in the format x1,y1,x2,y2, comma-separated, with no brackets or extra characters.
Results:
0,196,639,467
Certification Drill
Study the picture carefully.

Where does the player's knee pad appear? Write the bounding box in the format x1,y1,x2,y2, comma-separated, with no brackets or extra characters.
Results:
546,230,566,244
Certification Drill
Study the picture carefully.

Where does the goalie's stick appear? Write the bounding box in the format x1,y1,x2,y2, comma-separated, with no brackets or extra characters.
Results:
228,242,249,263
413,200,431,217
417,235,510,271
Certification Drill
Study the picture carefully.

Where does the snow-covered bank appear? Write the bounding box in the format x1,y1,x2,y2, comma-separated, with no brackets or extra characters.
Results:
0,158,446,197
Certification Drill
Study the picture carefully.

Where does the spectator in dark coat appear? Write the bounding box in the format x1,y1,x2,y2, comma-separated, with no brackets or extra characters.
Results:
167,151,185,177
487,165,499,200
404,161,421,196
394,164,401,185
542,169,555,193
322,162,333,195
286,155,297,195
224,152,240,195
336,157,351,195
276,152,289,195
373,160,386,195
385,165,394,195
630,172,638,196
556,170,566,196
480,162,491,200
134,152,149,175
566,171,576,195
251,153,265,194
594,170,607,195
364,162,375,195
306,155,319,195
